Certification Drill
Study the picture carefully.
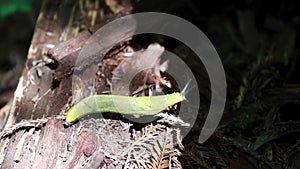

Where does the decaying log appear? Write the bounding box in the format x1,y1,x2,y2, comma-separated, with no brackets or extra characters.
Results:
0,0,184,168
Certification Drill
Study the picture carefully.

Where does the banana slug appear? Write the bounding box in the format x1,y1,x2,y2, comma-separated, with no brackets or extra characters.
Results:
64,80,191,126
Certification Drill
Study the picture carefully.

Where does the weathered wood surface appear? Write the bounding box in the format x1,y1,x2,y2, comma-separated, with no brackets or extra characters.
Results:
0,0,185,168
4,0,132,126
0,0,138,168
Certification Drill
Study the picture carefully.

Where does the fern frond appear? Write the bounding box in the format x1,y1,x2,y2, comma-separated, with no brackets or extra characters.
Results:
147,128,178,169
124,125,183,169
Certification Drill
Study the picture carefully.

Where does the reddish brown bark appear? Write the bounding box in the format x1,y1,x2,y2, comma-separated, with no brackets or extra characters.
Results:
0,1,184,168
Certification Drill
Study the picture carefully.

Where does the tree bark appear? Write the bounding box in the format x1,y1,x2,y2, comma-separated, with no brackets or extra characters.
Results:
0,0,183,168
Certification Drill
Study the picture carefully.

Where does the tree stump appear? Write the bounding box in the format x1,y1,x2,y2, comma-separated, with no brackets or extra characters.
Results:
0,0,183,168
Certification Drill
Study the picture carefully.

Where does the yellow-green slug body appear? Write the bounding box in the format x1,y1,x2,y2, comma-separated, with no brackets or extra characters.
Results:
65,80,191,126
65,92,185,126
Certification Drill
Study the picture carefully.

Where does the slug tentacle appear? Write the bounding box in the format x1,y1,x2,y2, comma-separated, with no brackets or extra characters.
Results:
180,79,193,98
